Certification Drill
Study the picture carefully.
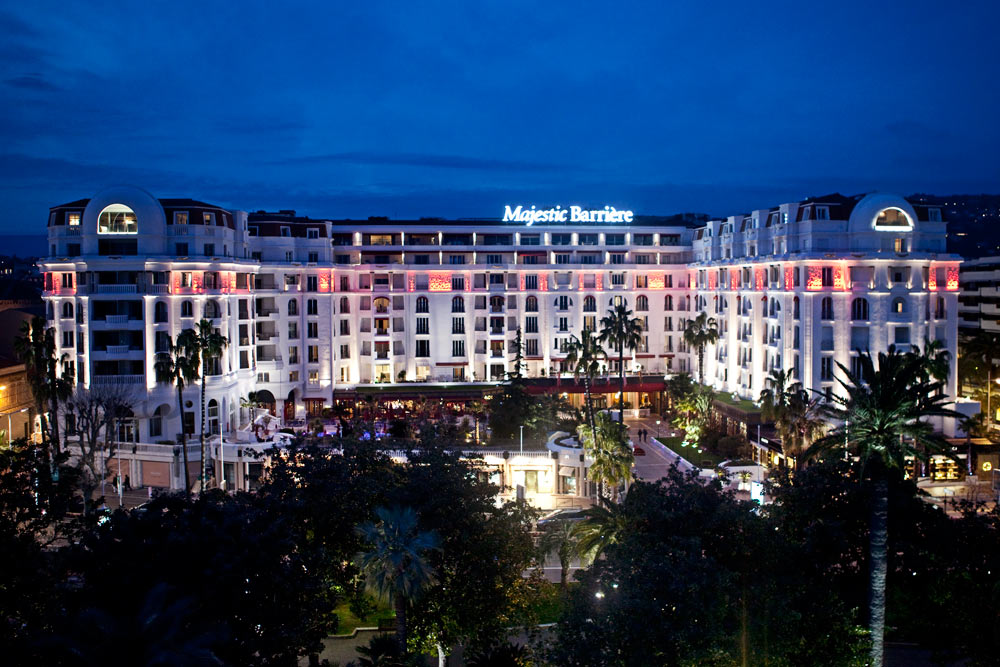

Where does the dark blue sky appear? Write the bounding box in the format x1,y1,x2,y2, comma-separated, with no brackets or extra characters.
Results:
1,1,998,230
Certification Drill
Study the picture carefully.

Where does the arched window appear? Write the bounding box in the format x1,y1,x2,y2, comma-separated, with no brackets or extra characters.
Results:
207,399,220,435
97,203,138,234
664,295,673,311
373,297,390,313
181,300,193,318
685,295,691,311
204,300,221,319
416,296,429,313
935,296,946,319
288,299,298,316
525,295,538,312
891,297,906,314
452,296,465,313
611,295,626,308
149,404,169,439
489,295,505,312
339,296,350,314
583,295,596,312
821,297,833,320
793,296,800,320
851,298,869,321
636,295,649,311
154,301,168,323
61,302,74,318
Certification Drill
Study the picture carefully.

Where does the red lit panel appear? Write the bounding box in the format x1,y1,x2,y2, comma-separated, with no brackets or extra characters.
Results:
784,266,794,291
318,271,331,293
833,265,846,291
708,272,717,290
731,271,739,290
649,273,665,290
946,266,959,291
539,274,549,292
595,273,602,291
928,268,937,291
806,266,822,291
754,267,765,290
428,272,451,292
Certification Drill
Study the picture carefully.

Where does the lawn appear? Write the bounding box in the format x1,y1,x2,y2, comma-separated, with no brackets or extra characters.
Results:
332,599,396,636
654,435,724,469
711,391,760,413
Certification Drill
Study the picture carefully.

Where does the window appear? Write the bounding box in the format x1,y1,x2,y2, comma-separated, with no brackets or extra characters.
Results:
307,322,318,338
308,252,319,263
452,296,465,313
584,295,596,312
452,340,465,357
821,267,833,287
149,405,165,438
934,296,946,319
820,297,833,320
558,317,568,332
307,276,318,291
525,275,538,290
664,295,673,311
61,301,74,318
525,316,538,333
339,296,350,314
416,296,429,313
526,295,538,312
525,338,539,356
415,340,430,357
416,317,429,335
555,254,571,264
307,299,318,315
636,295,649,311
308,370,319,382
928,208,942,222
611,273,625,286
68,212,81,226
452,317,465,334
154,301,167,323
610,254,625,264
486,254,502,264
62,331,74,347
175,243,189,256
97,204,138,234
204,243,215,256
288,299,298,316
288,346,299,363
894,238,907,253
583,315,596,331
892,297,906,314
451,276,464,291
307,228,319,239
851,298,869,321
449,255,466,265
452,367,466,380
181,301,193,318
288,322,299,338
821,357,834,381
874,207,911,229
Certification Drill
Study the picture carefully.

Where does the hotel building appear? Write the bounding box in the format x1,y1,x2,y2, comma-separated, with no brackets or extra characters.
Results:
40,186,962,487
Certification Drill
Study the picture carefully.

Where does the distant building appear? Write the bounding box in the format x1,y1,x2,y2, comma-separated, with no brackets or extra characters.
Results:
911,194,1000,259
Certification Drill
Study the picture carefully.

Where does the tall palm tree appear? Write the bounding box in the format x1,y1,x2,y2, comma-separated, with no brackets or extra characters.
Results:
154,330,199,497
579,412,634,500
682,311,719,385
758,369,791,424
537,518,580,589
356,506,439,653
781,388,826,469
564,330,607,441
574,496,629,564
599,303,644,424
808,346,960,667
191,320,229,491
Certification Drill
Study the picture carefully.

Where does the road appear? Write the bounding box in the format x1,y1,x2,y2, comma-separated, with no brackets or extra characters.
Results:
623,416,697,482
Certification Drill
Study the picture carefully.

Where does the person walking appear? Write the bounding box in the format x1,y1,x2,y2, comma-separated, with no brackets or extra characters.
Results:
124,475,132,491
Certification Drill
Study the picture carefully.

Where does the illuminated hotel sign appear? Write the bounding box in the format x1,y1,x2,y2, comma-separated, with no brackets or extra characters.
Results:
503,204,634,225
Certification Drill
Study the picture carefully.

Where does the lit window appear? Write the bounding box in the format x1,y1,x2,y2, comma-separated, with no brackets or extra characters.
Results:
67,212,81,226
97,204,138,234
873,207,912,230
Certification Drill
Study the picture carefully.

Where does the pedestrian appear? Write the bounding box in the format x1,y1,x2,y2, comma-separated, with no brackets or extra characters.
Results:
112,474,119,489
124,475,131,491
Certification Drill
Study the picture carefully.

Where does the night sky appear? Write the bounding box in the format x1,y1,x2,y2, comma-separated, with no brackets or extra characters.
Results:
2,1,998,231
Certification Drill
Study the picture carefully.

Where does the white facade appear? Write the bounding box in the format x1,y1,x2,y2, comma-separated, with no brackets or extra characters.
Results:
41,187,961,450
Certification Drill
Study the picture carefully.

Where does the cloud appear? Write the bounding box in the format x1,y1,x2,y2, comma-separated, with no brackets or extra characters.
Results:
4,74,60,91
266,151,581,173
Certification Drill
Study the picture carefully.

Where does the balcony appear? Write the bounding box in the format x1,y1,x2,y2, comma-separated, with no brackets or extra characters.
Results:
92,375,144,386
106,314,130,325
106,344,132,355
257,307,278,317
148,284,170,295
96,284,138,294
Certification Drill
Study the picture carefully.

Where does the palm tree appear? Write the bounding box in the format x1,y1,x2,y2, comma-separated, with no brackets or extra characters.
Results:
758,369,791,424
14,318,51,448
191,320,229,490
579,412,634,500
599,303,644,424
682,311,719,385
356,506,439,653
537,518,581,589
154,330,199,497
808,346,960,667
564,330,607,441
574,497,629,564
781,388,826,469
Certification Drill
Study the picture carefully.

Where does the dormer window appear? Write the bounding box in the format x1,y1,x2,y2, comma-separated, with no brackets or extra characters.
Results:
248,226,258,237
815,206,829,220
203,212,215,226
97,204,138,234
928,208,942,222
175,211,189,225
67,212,81,226
281,226,291,237
307,228,319,239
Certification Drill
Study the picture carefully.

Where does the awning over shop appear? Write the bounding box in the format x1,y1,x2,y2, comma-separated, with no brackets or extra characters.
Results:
558,466,577,477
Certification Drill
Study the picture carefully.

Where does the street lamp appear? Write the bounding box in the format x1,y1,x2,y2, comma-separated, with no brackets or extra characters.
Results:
655,420,661,441
519,424,524,455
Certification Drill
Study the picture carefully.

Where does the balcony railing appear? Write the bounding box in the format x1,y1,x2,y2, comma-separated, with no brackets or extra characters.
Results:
95,284,138,294
106,314,130,325
147,284,170,294
92,375,145,386
105,344,132,354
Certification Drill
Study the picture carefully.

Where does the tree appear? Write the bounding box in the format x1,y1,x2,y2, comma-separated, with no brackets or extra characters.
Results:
63,384,135,517
191,319,229,490
578,412,634,500
573,497,630,564
682,311,719,385
759,369,825,469
672,384,713,447
664,372,693,412
14,317,73,455
564,330,607,442
537,519,581,589
154,330,200,496
356,506,440,653
808,346,961,667
598,303,644,423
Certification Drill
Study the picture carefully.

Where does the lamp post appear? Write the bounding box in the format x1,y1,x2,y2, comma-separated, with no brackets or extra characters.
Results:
655,419,661,440
519,424,524,455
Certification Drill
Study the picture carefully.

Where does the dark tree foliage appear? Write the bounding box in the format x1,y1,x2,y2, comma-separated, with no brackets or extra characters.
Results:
548,467,867,666
769,459,1000,667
